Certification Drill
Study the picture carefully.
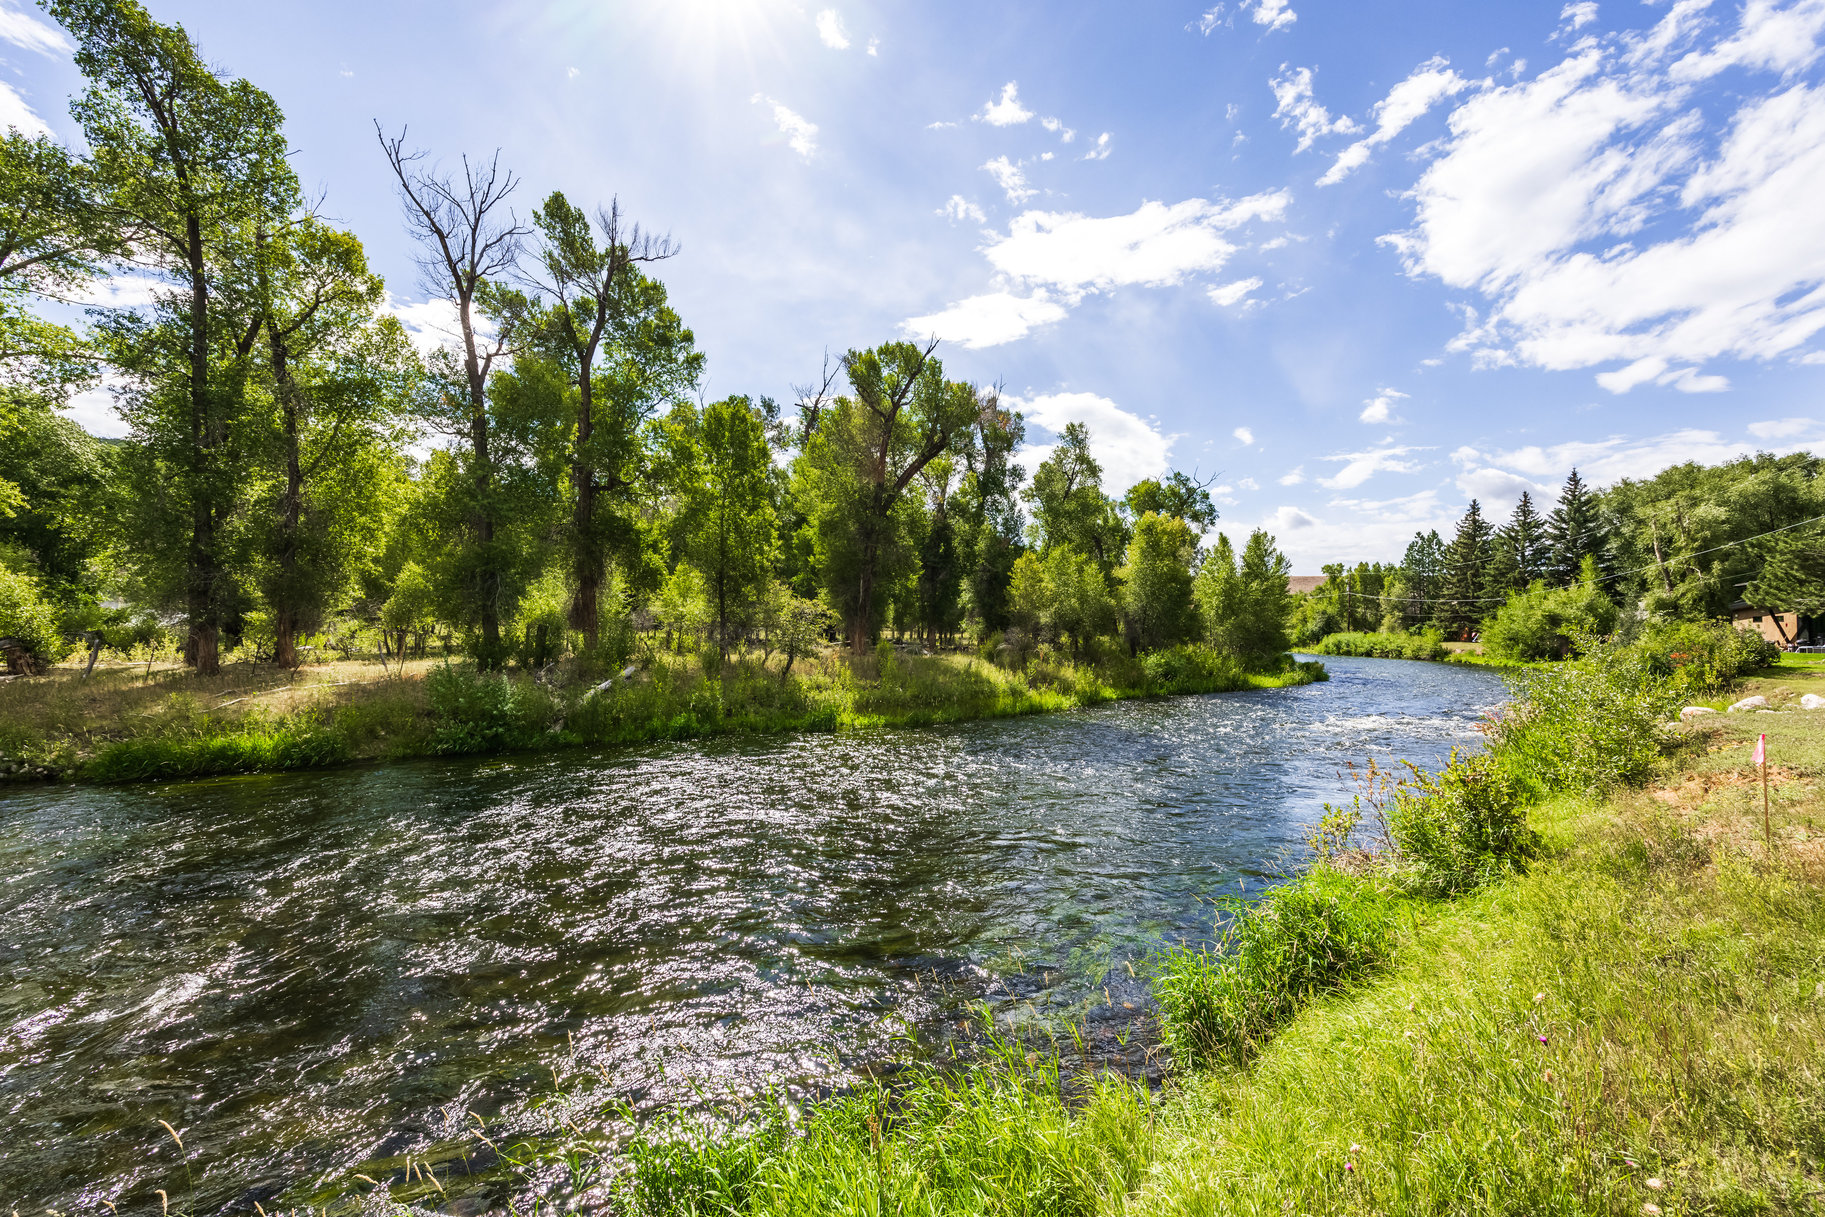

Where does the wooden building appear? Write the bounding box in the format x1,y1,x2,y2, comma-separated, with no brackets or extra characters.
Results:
1731,599,1816,647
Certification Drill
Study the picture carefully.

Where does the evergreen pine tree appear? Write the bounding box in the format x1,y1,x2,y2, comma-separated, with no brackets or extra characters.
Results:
1505,490,1548,584
1440,500,1493,639
1545,469,1601,586
1401,529,1446,628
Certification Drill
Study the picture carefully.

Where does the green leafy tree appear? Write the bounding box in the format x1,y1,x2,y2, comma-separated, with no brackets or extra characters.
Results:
1198,530,1292,660
528,192,697,649
379,559,436,659
56,0,299,672
1124,472,1218,535
913,456,967,646
1481,559,1619,661
950,396,1026,637
792,340,986,652
676,396,777,661
1006,549,1048,639
1400,529,1447,627
1120,511,1197,652
1024,421,1128,569
1194,533,1242,646
1043,544,1117,657
1745,528,1825,635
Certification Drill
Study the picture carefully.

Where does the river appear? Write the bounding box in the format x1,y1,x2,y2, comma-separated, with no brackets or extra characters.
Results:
0,655,1505,1211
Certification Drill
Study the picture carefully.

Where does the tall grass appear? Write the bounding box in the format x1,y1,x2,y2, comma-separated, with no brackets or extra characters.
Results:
1312,630,1447,661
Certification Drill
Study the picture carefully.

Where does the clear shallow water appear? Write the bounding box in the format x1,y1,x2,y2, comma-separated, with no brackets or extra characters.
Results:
0,656,1505,1211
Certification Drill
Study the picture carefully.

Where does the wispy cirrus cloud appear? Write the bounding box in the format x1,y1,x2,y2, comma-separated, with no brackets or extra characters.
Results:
751,95,818,159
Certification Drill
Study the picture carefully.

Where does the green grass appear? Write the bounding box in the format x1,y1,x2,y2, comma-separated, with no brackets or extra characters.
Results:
0,643,1324,784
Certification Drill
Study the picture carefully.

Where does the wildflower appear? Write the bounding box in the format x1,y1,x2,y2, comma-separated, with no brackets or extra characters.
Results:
1350,1143,1363,1154
1538,1035,1548,1045
1543,1069,1555,1082
1645,1178,1664,1190
1533,992,1545,1003
1344,1162,1355,1173
1643,1205,1661,1215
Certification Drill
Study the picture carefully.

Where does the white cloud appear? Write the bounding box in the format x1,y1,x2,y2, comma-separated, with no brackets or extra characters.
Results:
982,155,1035,204
815,9,850,49
60,376,128,439
75,274,163,309
0,2,73,56
983,193,1288,302
1014,391,1176,492
752,95,818,159
1278,466,1306,485
1319,57,1470,185
1208,276,1263,306
1266,505,1320,530
1041,115,1076,142
1082,132,1112,160
566,66,579,80
1358,387,1408,423
978,81,1034,127
1318,443,1427,489
1559,2,1600,35
901,291,1067,349
1385,6,1825,390
1270,66,1360,154
1239,476,1260,490
1193,5,1226,35
1243,0,1297,32
0,80,50,138
381,294,500,357
1748,416,1822,439
938,195,986,224
1233,426,1255,444
867,37,879,56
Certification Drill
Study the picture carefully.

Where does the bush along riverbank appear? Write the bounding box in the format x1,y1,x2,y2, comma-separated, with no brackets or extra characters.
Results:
0,643,1325,784
344,629,1825,1214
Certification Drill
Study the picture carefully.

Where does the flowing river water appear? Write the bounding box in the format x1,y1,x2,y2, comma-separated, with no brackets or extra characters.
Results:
1,655,1507,1212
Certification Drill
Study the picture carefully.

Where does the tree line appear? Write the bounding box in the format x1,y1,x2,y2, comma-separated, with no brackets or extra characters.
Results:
0,0,1297,677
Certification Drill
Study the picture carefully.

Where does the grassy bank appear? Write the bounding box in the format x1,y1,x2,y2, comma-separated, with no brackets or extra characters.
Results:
365,647,1825,1215
0,642,1324,784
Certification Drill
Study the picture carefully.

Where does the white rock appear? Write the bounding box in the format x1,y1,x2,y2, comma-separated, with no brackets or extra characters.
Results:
1801,693,1825,710
1727,695,1769,713
1680,706,1717,721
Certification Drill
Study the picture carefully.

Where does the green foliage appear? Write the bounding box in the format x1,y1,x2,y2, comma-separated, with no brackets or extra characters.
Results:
1197,529,1293,663
425,664,547,754
1313,629,1446,660
0,566,65,668
1024,421,1128,569
1479,563,1619,662
1120,512,1197,651
1386,750,1535,896
1634,618,1780,693
1154,869,1400,1069
1491,634,1681,797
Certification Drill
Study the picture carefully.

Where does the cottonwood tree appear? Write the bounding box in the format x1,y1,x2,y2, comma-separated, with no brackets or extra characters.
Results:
1025,422,1128,570
675,396,777,662
378,127,528,668
253,218,415,666
526,192,690,650
56,0,298,672
1120,511,1197,652
795,340,987,652
1124,472,1218,535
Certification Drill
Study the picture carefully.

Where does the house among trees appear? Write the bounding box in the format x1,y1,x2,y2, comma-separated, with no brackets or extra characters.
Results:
1732,597,1818,648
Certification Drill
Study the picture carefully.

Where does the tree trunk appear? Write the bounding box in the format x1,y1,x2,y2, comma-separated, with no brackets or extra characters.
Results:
271,332,304,670
571,358,600,651
184,213,220,675
470,370,500,668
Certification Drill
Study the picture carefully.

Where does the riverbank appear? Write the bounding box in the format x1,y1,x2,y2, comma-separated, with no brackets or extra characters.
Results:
0,643,1324,784
400,648,1825,1214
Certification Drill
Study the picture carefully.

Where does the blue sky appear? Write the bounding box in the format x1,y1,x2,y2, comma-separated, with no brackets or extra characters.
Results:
6,0,1825,569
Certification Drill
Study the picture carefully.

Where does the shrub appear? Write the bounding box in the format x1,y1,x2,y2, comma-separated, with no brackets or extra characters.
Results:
1387,750,1534,896
1634,619,1779,693
425,664,546,754
1480,578,1620,662
1490,634,1678,797
1314,629,1446,660
0,567,64,671
1154,869,1400,1069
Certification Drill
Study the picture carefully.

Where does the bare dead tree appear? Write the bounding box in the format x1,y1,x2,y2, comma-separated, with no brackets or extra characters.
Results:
790,350,842,448
376,124,528,667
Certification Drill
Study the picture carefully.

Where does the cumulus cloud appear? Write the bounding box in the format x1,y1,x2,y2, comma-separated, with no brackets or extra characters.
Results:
1013,391,1176,492
1041,115,1076,142
60,376,128,439
1278,466,1306,485
1451,417,1825,490
1384,1,1825,390
1239,476,1260,490
982,156,1035,204
0,81,51,138
1082,132,1113,160
1266,504,1319,530
815,9,850,49
1233,426,1256,444
1318,443,1428,489
0,2,73,56
978,81,1034,127
1243,0,1297,31
1358,387,1408,423
1208,276,1263,306
1558,2,1600,35
1749,416,1823,439
983,193,1288,302
75,274,163,310
1319,57,1470,185
901,291,1068,349
1270,66,1360,153
752,95,818,159
938,195,987,224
